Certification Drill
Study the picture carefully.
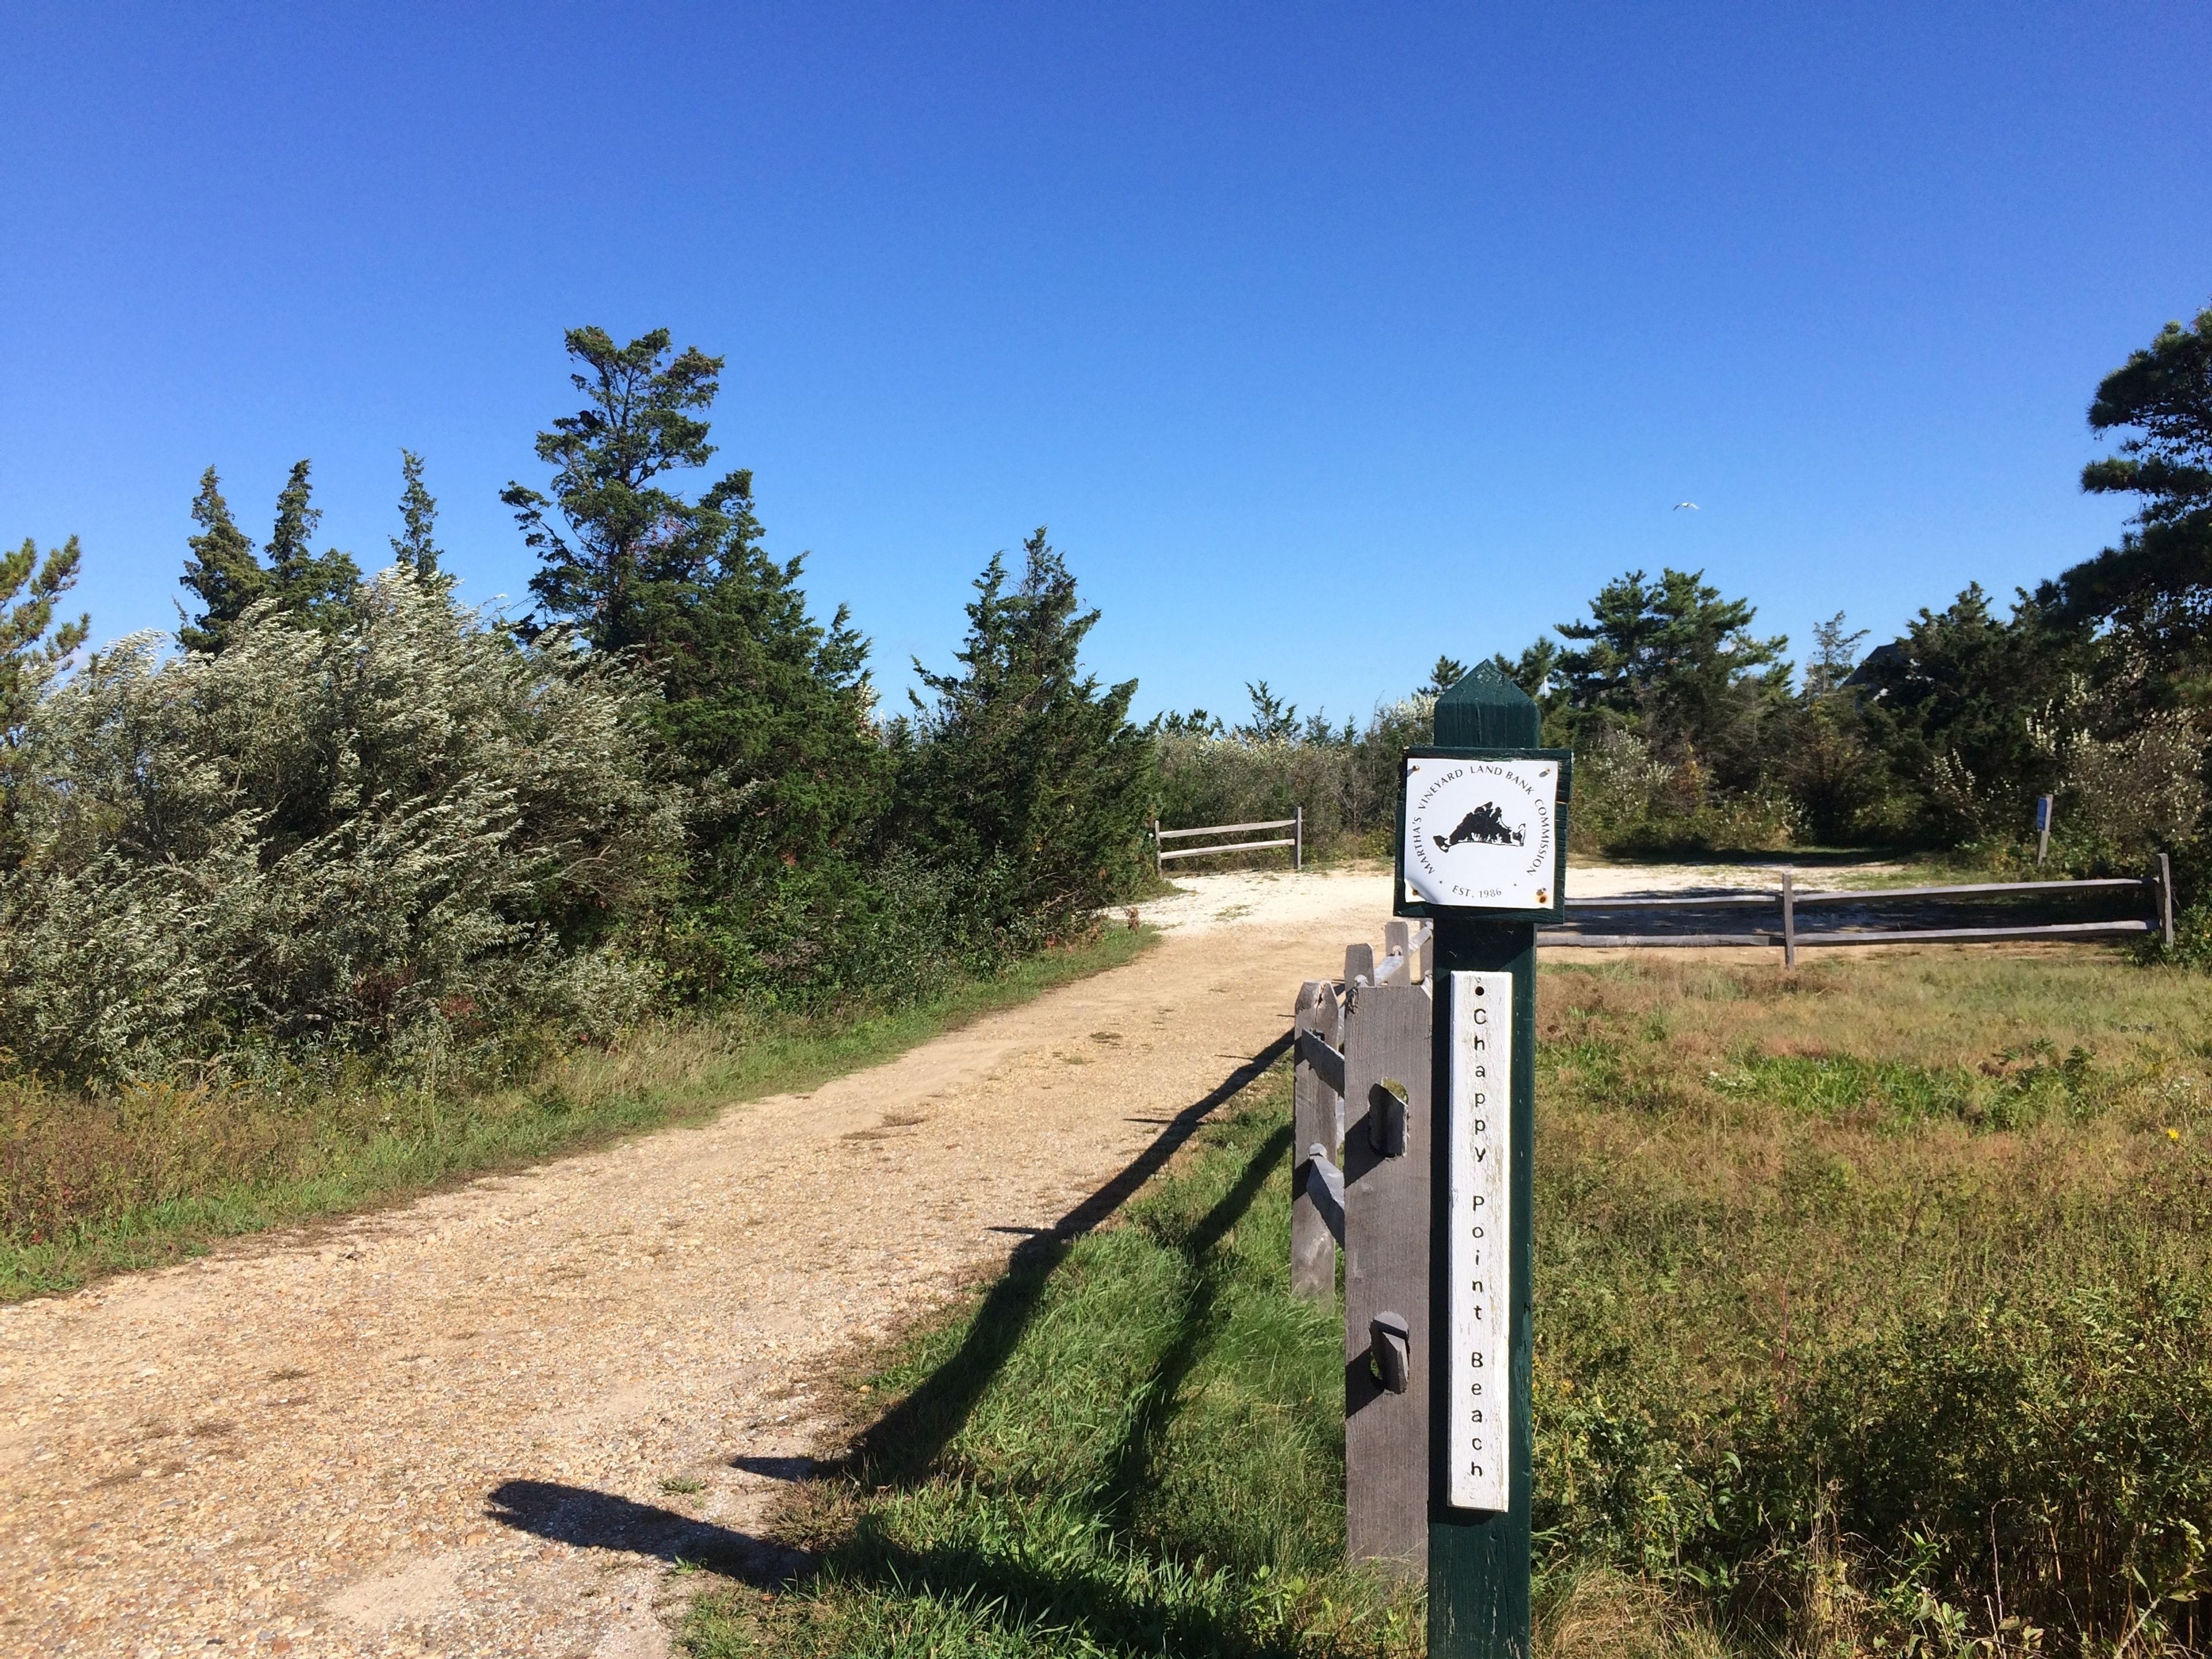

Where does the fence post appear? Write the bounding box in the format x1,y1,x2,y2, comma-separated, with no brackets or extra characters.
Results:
1781,870,1797,968
1345,942,1376,987
2159,852,2176,949
1342,977,1434,1566
1153,815,1162,878
1420,665,1550,1659
1294,980,1345,1301
1384,919,1411,983
1295,804,1304,871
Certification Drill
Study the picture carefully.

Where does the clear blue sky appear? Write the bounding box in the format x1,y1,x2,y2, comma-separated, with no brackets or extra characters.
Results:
4,2,2208,725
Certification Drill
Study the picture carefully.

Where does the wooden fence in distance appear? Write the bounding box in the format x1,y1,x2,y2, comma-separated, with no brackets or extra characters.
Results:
1544,857,2177,967
1152,807,1303,875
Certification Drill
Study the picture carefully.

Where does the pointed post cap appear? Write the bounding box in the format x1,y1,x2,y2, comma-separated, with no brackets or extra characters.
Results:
1434,660,1539,748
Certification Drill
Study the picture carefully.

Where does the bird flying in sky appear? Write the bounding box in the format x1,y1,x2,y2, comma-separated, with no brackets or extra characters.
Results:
1673,501,1698,510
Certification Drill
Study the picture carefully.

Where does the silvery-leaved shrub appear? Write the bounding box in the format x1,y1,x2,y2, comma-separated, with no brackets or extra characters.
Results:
0,567,682,1082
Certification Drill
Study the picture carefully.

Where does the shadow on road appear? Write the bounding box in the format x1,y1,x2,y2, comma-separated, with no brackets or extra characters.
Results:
484,1479,809,1586
847,1028,1294,1488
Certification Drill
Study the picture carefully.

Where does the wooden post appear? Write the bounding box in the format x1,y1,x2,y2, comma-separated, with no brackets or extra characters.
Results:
1345,941,1376,987
1425,666,1540,1659
1295,804,1305,871
1342,977,1434,1565
1294,980,1346,1301
1153,815,1162,878
1781,870,1797,968
2159,852,2176,950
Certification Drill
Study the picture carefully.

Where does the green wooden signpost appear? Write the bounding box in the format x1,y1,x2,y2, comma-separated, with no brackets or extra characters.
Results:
1394,663,1570,1659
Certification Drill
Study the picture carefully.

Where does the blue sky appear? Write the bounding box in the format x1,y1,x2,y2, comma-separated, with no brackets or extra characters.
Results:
3,2,2208,725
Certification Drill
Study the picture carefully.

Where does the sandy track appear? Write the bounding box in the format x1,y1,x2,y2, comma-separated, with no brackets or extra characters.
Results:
0,868,1395,1658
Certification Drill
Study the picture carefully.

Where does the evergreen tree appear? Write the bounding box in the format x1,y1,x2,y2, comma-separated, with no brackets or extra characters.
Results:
1236,680,1301,743
1804,611,1870,698
1852,584,2082,838
895,529,1153,933
1421,654,1471,697
263,460,361,627
503,327,723,647
506,325,889,899
1,534,89,866
179,468,266,653
639,467,887,878
391,449,444,579
1486,640,1572,744
2051,304,2212,626
1554,567,1791,768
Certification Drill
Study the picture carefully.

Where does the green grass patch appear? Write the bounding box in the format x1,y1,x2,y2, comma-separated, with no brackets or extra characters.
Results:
683,1063,1422,1659
0,926,1154,1301
1533,950,2212,1655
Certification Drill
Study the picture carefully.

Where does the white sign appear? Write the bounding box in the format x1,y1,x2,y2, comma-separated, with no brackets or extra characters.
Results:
1448,970,1512,1513
1402,757,1559,911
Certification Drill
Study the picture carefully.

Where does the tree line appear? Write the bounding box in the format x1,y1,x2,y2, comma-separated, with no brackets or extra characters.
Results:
1161,303,2212,898
1,303,2206,1079
0,328,1150,1083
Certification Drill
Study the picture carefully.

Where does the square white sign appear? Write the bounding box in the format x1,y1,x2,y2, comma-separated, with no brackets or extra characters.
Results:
1402,757,1560,911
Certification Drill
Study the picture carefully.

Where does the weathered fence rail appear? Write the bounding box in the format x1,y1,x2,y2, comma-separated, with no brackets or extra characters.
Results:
1152,808,1304,873
1293,916,1434,1564
1540,857,2176,966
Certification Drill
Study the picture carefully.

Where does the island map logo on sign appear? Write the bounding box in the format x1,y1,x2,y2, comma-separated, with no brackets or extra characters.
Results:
1402,756,1559,911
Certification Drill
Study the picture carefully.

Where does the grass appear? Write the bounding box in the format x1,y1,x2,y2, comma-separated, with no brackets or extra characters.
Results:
683,1061,1425,1659
0,925,1154,1301
1531,948,2212,1655
685,944,2212,1659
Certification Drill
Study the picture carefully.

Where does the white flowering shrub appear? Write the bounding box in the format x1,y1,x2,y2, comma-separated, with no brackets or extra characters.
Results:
0,569,681,1081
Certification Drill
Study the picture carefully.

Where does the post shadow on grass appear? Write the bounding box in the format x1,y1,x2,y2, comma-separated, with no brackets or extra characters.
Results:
808,1123,1308,1658
1100,1120,1293,1536
484,1479,810,1585
824,1519,1312,1659
847,1031,1294,1489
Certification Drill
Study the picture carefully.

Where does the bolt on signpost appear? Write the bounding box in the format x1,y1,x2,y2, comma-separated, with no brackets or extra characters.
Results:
1394,664,1570,1659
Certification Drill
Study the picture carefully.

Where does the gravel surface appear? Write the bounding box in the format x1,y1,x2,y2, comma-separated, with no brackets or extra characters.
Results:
2,870,1397,1658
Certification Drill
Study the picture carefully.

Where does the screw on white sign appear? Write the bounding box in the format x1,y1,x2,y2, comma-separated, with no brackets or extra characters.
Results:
1402,758,1558,910
1448,970,1512,1513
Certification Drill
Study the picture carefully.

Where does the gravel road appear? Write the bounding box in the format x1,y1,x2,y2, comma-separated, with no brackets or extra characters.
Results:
1,866,1397,1658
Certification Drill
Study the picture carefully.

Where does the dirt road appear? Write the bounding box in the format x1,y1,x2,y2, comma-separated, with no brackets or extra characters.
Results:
0,866,1397,1658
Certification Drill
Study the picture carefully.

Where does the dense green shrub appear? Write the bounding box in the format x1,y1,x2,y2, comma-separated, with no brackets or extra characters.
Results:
0,569,679,1080
891,530,1154,942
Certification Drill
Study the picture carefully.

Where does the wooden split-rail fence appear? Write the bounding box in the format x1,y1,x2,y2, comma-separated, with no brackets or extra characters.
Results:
1292,917,1435,1564
1544,858,2177,966
1151,808,1304,874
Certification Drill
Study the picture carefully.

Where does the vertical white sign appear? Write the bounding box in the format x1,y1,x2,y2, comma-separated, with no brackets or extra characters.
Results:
1448,971,1512,1512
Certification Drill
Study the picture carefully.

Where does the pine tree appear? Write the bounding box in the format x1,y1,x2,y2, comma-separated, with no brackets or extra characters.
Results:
896,528,1153,933
503,327,722,648
641,467,887,878
263,460,360,627
391,449,444,579
506,325,892,902
1,534,89,865
179,468,266,653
